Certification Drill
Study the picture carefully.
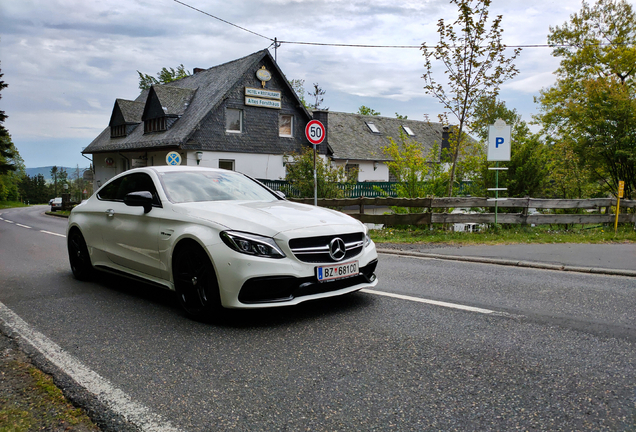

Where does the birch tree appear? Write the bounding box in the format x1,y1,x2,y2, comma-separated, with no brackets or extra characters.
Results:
421,0,521,196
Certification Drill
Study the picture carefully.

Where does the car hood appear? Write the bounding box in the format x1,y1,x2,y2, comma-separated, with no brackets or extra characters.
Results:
171,200,363,237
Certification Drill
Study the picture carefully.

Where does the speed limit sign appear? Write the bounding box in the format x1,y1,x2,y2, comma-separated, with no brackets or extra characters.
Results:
305,120,325,145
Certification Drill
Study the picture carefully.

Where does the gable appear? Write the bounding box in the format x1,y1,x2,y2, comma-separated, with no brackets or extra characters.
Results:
84,50,312,155
109,99,144,126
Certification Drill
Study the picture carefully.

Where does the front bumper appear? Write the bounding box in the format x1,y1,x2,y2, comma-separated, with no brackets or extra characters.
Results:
238,259,378,304
208,241,379,309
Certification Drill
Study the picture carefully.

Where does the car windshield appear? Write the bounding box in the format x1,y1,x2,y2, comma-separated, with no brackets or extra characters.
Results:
159,170,278,203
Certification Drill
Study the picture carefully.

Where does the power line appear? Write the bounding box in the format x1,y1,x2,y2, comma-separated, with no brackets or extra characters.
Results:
172,0,272,42
172,0,632,51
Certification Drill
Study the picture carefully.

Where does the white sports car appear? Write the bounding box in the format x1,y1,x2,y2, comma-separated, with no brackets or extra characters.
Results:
67,166,378,319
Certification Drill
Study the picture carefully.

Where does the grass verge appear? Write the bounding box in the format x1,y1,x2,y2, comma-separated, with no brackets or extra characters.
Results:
0,338,99,432
0,201,29,210
370,223,636,245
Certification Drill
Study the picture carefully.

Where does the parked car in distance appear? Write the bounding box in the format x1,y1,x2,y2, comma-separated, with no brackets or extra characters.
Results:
50,197,62,212
67,166,379,320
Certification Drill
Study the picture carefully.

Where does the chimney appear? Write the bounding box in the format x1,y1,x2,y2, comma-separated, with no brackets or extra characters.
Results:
312,110,329,153
193,68,206,74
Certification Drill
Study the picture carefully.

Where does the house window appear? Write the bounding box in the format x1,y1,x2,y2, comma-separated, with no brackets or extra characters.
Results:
226,109,242,133
279,115,293,137
219,160,235,171
111,124,127,138
366,122,380,134
402,125,415,136
144,117,167,133
345,163,359,181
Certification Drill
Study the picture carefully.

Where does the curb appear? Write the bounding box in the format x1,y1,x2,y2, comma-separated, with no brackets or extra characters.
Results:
377,248,636,278
45,211,69,218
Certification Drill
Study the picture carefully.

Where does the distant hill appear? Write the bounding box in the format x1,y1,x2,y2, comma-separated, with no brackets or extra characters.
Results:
25,166,90,182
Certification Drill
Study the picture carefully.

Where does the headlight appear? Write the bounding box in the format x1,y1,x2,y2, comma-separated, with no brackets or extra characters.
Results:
363,226,372,247
220,231,286,259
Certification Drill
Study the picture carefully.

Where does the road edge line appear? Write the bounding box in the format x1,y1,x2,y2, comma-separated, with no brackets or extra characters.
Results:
0,301,182,432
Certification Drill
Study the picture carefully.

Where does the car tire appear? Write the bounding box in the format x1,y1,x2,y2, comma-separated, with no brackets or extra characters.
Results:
68,229,94,281
173,243,223,321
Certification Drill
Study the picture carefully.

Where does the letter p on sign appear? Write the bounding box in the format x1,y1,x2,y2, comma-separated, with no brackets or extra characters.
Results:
488,121,511,161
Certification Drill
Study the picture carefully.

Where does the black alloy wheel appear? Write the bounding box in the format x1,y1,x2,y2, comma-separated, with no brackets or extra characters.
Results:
173,244,223,321
68,229,94,281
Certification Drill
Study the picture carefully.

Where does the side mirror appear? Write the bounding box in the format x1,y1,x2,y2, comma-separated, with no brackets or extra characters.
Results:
275,191,286,199
124,191,154,213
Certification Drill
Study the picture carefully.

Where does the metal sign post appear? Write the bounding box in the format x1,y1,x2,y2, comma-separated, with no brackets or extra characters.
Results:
487,119,511,225
615,180,624,234
305,120,326,206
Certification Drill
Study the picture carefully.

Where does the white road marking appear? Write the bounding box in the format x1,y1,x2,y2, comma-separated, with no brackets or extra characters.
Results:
15,223,31,229
4,220,14,223
361,289,498,315
0,302,182,432
40,230,66,238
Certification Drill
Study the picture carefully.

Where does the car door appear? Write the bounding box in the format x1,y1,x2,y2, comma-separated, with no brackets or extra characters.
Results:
98,172,165,278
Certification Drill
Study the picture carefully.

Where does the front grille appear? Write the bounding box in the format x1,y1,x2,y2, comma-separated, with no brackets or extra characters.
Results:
238,259,378,304
289,232,365,263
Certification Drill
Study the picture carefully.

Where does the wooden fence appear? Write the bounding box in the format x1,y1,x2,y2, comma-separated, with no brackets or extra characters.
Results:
288,196,636,226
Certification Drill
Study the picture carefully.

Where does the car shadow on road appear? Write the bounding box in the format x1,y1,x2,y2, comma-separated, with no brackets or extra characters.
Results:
90,271,375,328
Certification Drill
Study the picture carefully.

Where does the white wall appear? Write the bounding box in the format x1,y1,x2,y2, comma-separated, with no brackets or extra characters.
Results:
333,159,390,182
187,151,286,179
92,150,286,189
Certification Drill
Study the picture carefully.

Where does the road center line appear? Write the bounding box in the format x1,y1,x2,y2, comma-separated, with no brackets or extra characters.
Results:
4,220,14,223
361,289,498,315
0,302,182,432
15,223,31,229
40,230,66,238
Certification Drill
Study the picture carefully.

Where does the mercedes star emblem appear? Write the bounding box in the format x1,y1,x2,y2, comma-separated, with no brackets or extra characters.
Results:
329,237,346,261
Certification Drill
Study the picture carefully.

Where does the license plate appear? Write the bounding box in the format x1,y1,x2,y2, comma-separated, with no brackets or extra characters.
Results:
316,261,359,282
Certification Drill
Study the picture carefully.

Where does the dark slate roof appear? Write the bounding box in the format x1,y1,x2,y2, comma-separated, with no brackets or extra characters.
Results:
109,99,144,126
146,86,197,118
84,50,271,154
326,111,446,161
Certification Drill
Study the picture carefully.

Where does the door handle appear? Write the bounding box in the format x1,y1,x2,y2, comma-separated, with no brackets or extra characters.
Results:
105,209,115,217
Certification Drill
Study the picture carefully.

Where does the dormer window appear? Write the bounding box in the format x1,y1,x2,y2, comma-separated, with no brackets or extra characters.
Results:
111,124,127,138
402,125,415,136
144,117,167,133
366,122,380,134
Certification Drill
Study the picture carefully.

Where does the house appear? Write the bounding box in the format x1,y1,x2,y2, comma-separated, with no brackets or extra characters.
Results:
83,50,315,187
83,49,451,187
313,110,449,182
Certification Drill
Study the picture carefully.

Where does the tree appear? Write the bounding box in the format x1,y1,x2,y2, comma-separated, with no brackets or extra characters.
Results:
357,106,381,116
395,113,408,120
284,147,351,198
382,131,447,203
289,78,309,109
308,83,327,110
536,0,636,199
0,66,16,175
138,64,191,90
471,97,550,197
421,0,521,196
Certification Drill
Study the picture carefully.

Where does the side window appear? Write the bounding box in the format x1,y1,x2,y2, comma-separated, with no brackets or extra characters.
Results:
98,173,160,206
117,173,161,205
97,177,123,201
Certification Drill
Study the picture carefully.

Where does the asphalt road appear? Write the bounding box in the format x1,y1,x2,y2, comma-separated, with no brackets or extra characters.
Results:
1,206,635,431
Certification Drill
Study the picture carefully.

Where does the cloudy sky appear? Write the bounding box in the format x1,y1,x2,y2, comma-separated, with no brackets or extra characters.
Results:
0,0,622,168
